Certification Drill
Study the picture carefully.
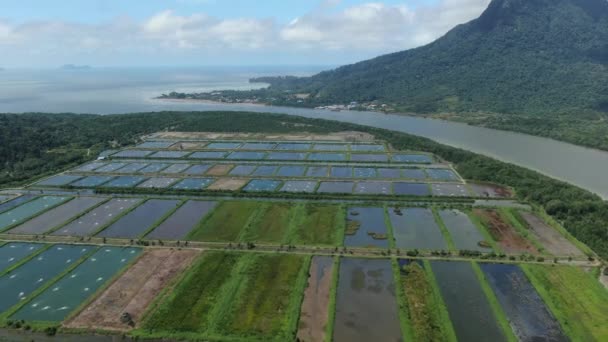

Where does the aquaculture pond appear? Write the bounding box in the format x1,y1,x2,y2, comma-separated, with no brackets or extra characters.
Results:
377,168,401,179
0,195,36,214
182,164,211,175
189,151,227,159
317,181,354,193
10,197,107,235
98,199,181,239
94,163,127,173
150,151,189,159
297,256,334,342
51,198,141,236
333,258,402,342
354,167,377,178
266,152,307,160
427,169,460,181
226,151,266,160
137,177,179,188
393,183,431,196
160,163,191,174
276,165,307,177
139,163,169,173
439,209,492,252
481,263,567,341
0,196,69,231
330,167,353,178
239,142,276,150
70,176,114,187
430,261,507,342
0,244,92,313
308,152,347,161
146,200,217,240
115,163,149,173
35,175,83,187
243,179,282,192
354,181,391,194
252,165,278,176
280,181,317,193
73,162,106,172
136,141,175,149
392,154,433,163
432,183,469,197
276,143,312,150
0,243,43,272
206,142,242,149
172,178,215,190
313,143,348,151
113,150,152,158
402,169,427,180
344,207,389,248
389,208,447,250
350,153,389,162
350,144,385,152
104,176,146,188
11,247,141,322
229,165,256,176
307,166,329,177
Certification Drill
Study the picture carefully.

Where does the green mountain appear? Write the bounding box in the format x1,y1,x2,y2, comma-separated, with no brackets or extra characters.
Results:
258,0,608,116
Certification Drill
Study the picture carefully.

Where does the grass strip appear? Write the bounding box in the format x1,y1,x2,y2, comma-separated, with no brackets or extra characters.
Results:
471,261,517,342
391,258,414,341
432,207,456,251
384,206,397,249
466,209,501,252
422,259,457,342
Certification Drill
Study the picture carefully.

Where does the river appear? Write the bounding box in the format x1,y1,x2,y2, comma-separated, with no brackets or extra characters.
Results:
1,67,607,198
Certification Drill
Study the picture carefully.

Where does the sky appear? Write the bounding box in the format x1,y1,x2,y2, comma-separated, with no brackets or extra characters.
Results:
0,0,491,67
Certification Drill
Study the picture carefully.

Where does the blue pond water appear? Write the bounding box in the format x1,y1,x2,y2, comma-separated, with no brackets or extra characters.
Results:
280,181,317,193
427,169,459,181
70,176,114,187
277,166,306,177
244,179,282,192
276,143,311,150
402,169,427,180
139,163,170,173
355,182,391,194
312,144,348,151
239,142,276,150
308,153,346,161
350,154,389,162
307,166,329,177
354,168,377,178
350,144,385,152
104,176,146,188
252,165,278,176
377,168,401,179
36,175,83,186
393,183,430,196
189,151,227,159
183,164,211,175
206,142,242,149
392,154,433,163
317,181,354,193
136,141,175,149
227,151,267,160
344,207,389,248
172,178,215,190
330,167,353,178
150,151,189,159
266,152,306,160
230,165,257,176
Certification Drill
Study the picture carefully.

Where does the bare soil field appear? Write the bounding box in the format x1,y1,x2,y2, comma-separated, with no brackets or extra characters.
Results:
206,164,234,176
297,256,333,342
168,142,206,150
518,211,584,257
474,209,537,254
149,131,375,142
65,249,199,331
207,178,248,190
469,182,513,198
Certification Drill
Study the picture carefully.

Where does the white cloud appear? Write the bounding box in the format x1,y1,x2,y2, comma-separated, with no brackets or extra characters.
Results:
0,0,491,65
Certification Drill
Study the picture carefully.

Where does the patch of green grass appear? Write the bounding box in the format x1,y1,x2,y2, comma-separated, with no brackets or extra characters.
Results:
521,264,608,341
471,262,517,342
289,204,344,246
141,251,241,334
241,203,296,243
215,254,308,340
432,207,456,251
422,260,457,342
399,260,457,342
187,201,259,242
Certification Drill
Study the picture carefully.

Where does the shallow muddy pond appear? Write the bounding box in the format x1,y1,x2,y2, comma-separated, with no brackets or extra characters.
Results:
333,258,402,342
430,261,506,342
439,209,491,252
297,256,333,342
344,207,389,248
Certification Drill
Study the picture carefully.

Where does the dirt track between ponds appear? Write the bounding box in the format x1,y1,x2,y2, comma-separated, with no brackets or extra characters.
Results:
474,209,537,254
297,256,333,342
65,249,199,331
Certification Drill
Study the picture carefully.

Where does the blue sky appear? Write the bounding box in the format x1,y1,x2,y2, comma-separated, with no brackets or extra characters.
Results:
0,0,489,67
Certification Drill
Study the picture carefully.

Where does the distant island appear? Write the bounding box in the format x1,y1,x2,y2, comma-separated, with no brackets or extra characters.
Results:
60,64,92,70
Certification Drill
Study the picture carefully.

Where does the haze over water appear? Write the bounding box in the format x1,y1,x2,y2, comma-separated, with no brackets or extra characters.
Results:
1,66,607,199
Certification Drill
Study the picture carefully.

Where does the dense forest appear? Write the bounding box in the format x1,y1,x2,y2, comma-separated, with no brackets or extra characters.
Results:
1,111,607,260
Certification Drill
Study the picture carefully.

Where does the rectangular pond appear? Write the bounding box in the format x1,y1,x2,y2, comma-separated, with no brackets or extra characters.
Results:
239,142,276,150
430,261,507,342
73,162,106,172
146,201,217,240
431,184,469,197
229,165,257,176
330,167,353,178
280,180,317,193
276,143,312,150
312,143,348,151
172,178,215,190
354,182,391,195
115,163,149,173
392,154,433,163
0,243,43,272
160,163,191,174
0,244,93,313
137,177,179,188
439,209,492,252
182,164,211,175
150,151,189,159
389,207,447,250
377,168,401,179
481,263,567,342
104,176,146,188
0,195,36,214
350,144,385,152
402,169,427,180
427,169,460,181
317,181,354,194
51,198,141,236
10,197,107,235
35,175,83,187
252,165,278,176
345,207,389,248
306,166,329,177
0,196,69,232
189,151,227,159
266,152,307,161
98,199,181,239
206,142,242,149
393,182,431,196
353,167,377,178
113,150,153,158
226,151,266,160
11,247,141,322
297,256,334,342
70,176,114,188
333,258,402,342
136,141,175,149
139,163,169,173
94,163,128,173
276,165,307,177
243,179,282,192
308,153,347,161
350,154,389,162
